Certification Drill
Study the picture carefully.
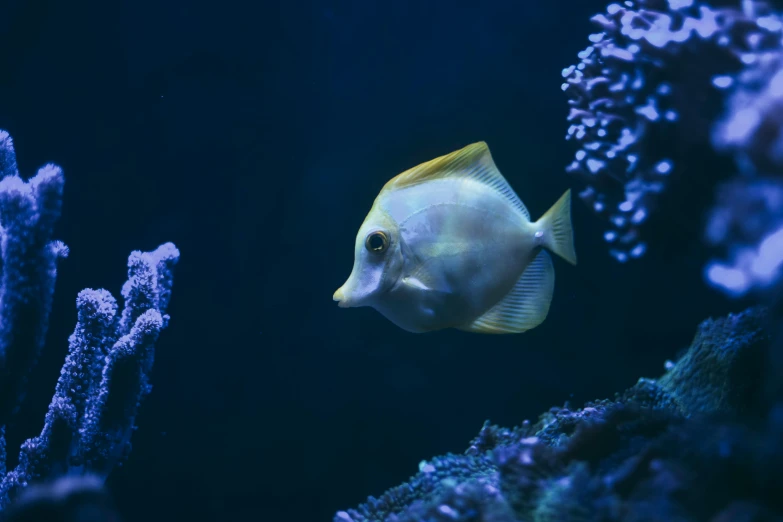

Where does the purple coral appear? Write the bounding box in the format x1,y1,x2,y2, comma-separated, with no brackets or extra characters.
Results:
703,177,783,296
711,26,783,174
0,130,179,508
0,131,66,427
562,0,783,263
705,10,783,297
563,0,783,298
3,474,120,522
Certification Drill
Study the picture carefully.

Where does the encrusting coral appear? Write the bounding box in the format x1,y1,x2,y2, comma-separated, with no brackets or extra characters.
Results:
0,130,179,509
335,307,781,522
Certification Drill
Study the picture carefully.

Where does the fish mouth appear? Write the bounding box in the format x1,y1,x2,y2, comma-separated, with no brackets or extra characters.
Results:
333,287,350,308
334,280,378,308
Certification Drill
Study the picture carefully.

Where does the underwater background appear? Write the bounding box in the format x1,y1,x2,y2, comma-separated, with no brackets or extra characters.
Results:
1,0,781,521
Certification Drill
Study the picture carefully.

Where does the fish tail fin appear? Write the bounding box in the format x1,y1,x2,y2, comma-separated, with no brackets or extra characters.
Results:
537,189,577,266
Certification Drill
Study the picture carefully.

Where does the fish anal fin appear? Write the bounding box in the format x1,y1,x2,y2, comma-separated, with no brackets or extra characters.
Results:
457,250,555,334
382,142,530,221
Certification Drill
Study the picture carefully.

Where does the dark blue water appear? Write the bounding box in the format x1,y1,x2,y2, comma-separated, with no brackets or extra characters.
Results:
0,1,755,520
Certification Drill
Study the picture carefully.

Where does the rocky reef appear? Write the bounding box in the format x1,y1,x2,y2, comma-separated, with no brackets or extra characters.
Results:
335,307,783,522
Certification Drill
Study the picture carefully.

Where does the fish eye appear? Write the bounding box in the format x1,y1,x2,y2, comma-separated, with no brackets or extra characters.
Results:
365,231,389,253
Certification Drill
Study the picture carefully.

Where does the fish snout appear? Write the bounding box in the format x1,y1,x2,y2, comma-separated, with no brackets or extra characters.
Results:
333,286,350,308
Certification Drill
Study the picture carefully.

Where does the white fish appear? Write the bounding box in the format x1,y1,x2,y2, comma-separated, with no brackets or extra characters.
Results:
333,142,576,334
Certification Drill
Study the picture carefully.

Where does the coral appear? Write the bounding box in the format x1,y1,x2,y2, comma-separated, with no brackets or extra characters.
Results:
656,307,769,415
704,21,783,296
0,130,179,508
2,474,120,522
0,131,66,427
336,454,498,522
563,0,783,300
711,28,783,174
562,0,783,262
334,307,778,522
703,177,783,296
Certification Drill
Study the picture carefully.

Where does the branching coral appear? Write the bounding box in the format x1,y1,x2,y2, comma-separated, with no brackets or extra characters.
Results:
0,131,66,428
334,307,776,522
0,130,179,509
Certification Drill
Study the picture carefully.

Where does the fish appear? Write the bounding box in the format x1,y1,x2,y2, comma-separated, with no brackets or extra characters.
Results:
333,141,577,334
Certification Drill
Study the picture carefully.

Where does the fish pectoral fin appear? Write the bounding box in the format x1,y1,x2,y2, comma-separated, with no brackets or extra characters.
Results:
457,250,555,334
401,273,451,294
401,260,452,294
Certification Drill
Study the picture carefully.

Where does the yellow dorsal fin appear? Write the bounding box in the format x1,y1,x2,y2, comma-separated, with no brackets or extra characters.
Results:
381,142,530,220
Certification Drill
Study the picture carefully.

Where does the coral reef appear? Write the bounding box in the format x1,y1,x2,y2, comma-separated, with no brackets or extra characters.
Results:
706,21,783,296
0,130,178,509
334,307,780,522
